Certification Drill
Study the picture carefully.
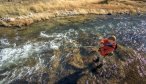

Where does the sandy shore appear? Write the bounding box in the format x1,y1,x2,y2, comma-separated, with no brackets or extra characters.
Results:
0,0,146,27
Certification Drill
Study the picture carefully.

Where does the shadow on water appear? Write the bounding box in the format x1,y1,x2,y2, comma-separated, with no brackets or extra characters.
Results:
56,63,103,84
9,79,29,84
55,70,85,84
9,73,49,84
64,63,84,71
56,60,103,84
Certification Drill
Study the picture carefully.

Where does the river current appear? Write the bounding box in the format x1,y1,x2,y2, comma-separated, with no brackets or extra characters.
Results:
0,15,146,84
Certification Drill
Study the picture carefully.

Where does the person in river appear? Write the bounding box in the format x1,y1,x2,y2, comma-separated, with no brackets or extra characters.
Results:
91,35,117,73
98,35,117,56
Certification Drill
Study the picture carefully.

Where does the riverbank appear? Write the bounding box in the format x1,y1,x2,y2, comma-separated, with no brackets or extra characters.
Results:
0,0,146,27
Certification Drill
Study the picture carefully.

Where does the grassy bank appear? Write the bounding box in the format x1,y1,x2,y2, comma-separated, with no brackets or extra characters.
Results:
0,0,146,27
0,0,101,17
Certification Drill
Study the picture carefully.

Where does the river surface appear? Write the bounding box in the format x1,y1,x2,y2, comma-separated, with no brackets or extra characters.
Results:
0,15,146,84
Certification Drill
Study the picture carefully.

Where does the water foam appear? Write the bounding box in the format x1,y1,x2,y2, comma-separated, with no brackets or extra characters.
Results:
40,29,79,49
0,38,10,46
0,43,33,67
40,31,67,38
0,29,79,68
0,41,56,67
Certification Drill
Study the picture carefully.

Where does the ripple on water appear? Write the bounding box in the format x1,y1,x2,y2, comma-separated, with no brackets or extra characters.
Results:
0,38,10,47
0,41,61,68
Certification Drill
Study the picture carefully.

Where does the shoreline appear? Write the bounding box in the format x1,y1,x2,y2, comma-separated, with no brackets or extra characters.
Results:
0,0,146,27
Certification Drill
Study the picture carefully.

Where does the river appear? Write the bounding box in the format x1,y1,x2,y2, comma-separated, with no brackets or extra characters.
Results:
0,15,146,84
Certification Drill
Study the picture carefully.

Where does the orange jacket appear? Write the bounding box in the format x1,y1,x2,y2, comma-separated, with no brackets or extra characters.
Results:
98,38,117,56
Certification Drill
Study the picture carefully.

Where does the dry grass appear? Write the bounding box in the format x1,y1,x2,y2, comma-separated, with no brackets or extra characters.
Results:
0,0,146,27
0,0,145,17
0,0,101,17
0,3,28,17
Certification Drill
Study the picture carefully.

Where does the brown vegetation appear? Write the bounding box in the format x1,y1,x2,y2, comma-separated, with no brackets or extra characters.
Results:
0,0,146,27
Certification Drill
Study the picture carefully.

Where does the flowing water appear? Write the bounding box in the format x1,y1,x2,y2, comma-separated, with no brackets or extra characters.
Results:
0,15,146,84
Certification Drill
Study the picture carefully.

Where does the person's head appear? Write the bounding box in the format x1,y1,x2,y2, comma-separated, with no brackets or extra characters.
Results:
108,35,116,43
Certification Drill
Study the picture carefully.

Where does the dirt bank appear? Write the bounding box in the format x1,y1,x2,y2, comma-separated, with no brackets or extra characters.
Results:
0,0,146,27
